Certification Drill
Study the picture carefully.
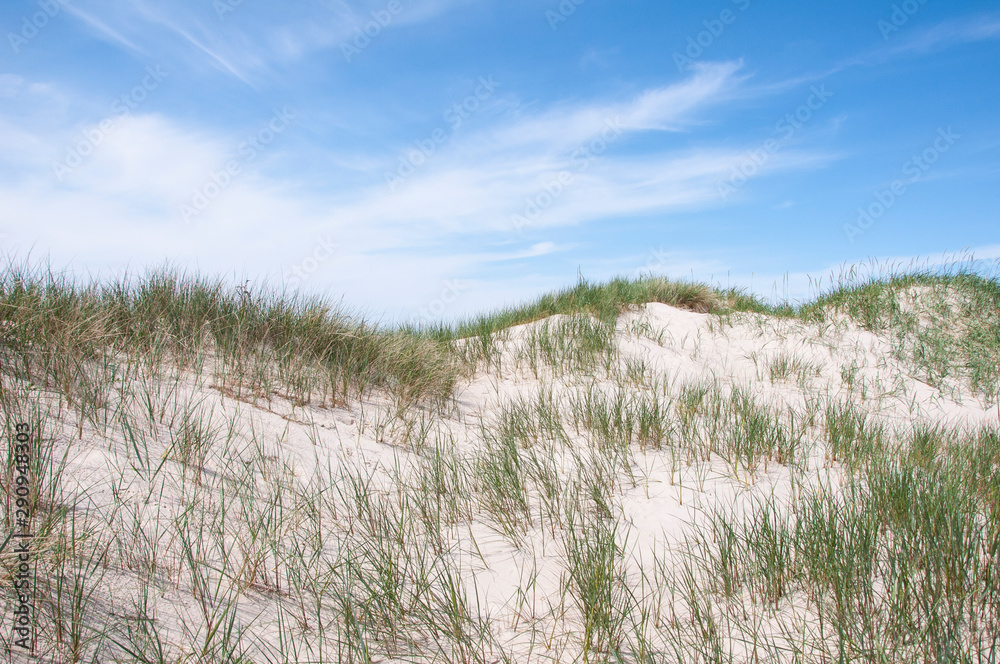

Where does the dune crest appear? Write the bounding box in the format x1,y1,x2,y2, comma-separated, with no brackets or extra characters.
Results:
2,265,998,662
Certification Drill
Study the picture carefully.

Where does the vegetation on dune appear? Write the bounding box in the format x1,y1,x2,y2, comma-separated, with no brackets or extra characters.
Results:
1,254,998,663
799,271,1000,402
3,256,996,404
0,259,457,411
693,423,1000,662
426,260,1000,402
421,275,721,342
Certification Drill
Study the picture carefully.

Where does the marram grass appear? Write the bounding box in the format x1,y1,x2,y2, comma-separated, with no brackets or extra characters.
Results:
1,255,998,663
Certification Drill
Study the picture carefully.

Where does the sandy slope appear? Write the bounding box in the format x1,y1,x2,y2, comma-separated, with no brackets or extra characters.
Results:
10,301,997,662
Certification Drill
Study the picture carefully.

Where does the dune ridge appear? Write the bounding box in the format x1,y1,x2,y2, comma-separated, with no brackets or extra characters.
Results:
1,260,998,663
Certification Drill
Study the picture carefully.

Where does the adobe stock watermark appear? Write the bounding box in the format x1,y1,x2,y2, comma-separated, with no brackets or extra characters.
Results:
643,246,674,274
284,236,339,289
512,117,623,233
878,0,930,40
417,280,469,323
546,0,588,31
7,0,70,54
843,127,959,244
716,84,833,201
673,0,751,71
10,422,35,652
341,0,403,63
213,0,246,20
385,75,499,191
51,66,168,182
179,107,295,223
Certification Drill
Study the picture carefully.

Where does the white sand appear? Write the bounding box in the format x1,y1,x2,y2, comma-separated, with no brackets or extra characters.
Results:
13,301,997,662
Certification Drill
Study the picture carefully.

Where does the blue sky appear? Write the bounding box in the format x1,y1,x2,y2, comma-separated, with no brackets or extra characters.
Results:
1,0,998,321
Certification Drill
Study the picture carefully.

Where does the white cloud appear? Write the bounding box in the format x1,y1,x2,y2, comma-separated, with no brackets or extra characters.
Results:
324,63,832,238
63,5,148,56
61,0,477,84
0,63,836,317
886,14,1000,56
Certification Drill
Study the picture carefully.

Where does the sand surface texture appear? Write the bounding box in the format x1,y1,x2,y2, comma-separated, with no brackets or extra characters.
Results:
2,284,998,663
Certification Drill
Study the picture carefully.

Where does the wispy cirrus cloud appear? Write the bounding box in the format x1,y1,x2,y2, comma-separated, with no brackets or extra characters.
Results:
59,0,477,84
743,14,1000,98
883,13,1000,56
1,61,827,315
2,0,996,322
62,4,148,56
322,61,836,237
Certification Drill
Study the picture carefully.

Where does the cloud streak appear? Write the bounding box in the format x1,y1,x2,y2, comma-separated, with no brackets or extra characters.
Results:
58,0,476,84
3,5,994,319
0,61,841,317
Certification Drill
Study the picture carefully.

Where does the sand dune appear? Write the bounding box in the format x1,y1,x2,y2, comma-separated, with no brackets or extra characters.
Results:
1,271,998,662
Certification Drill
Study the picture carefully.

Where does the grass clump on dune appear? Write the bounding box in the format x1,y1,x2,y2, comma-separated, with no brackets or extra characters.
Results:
2,254,999,663
425,275,720,343
688,423,1000,662
800,268,1000,402
425,261,998,401
0,258,457,411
